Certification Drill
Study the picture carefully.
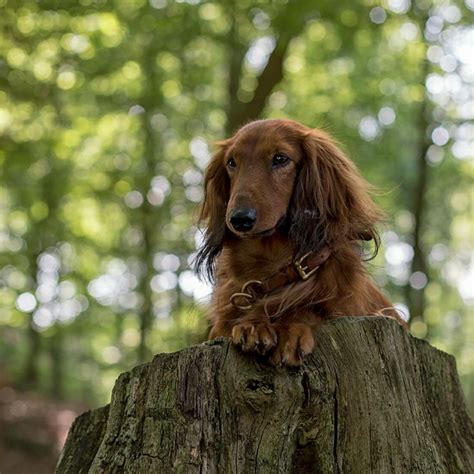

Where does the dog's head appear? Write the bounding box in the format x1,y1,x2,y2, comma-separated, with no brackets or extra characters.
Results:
196,119,382,280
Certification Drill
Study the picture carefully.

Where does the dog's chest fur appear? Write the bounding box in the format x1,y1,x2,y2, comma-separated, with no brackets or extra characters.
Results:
218,232,293,285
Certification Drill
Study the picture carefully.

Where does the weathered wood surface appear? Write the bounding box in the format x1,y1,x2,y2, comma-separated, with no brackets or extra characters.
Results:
57,317,473,473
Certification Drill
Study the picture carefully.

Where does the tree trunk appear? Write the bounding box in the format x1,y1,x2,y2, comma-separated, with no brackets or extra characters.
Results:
49,325,64,399
404,7,431,326
57,318,473,473
224,3,313,135
22,247,42,389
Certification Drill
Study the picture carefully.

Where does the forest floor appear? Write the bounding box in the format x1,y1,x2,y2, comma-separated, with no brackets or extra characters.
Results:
0,386,86,474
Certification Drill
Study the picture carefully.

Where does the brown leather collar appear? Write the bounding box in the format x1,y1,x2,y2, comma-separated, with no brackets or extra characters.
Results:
230,245,332,310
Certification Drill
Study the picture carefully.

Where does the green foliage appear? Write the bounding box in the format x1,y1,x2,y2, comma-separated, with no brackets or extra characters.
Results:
0,0,472,410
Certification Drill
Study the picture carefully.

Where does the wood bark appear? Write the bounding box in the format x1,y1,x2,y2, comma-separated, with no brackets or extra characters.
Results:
57,317,473,473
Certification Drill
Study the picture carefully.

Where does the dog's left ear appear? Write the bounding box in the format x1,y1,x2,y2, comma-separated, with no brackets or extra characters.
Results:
289,129,382,256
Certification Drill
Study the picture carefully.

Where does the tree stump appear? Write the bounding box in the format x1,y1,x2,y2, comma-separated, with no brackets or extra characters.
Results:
56,317,473,473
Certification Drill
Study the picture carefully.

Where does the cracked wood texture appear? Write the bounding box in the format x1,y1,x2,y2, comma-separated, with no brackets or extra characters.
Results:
57,318,473,473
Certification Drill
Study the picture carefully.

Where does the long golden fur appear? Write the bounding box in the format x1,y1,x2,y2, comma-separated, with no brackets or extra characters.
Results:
197,119,402,366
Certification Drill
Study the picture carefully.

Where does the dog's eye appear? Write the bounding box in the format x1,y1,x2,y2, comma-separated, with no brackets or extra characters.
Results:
227,157,237,169
272,153,290,168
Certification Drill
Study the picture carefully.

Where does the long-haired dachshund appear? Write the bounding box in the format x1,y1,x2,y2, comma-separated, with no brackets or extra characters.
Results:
196,119,402,367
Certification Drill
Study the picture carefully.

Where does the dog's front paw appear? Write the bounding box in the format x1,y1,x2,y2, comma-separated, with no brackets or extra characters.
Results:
231,320,277,356
269,323,315,367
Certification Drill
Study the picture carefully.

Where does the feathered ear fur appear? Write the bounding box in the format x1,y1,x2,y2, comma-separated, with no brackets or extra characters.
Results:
195,142,230,281
289,129,383,257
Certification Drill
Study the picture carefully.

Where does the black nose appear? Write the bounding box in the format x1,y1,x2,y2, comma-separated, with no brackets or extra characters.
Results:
230,207,257,232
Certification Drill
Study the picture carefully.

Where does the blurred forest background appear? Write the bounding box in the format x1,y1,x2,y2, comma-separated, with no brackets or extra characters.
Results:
0,0,473,471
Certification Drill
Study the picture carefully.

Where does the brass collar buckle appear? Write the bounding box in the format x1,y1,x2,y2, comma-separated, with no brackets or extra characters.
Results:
229,249,328,309
294,252,319,281
230,280,262,310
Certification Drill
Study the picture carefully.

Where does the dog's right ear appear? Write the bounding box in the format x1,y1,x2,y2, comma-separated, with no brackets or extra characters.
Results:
195,140,231,281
